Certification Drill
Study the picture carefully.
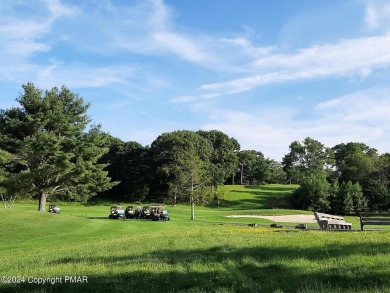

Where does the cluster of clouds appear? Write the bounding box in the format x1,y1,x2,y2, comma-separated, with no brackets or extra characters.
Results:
205,88,390,158
1,0,390,159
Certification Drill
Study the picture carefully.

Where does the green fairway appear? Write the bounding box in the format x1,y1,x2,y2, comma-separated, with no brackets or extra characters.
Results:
1,185,390,292
219,184,300,210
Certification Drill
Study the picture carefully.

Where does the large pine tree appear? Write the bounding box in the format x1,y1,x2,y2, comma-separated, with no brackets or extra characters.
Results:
0,83,116,211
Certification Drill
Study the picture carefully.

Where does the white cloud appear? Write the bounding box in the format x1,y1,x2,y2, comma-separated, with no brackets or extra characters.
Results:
31,61,171,95
36,64,132,88
200,87,390,160
0,1,176,91
43,0,78,19
0,0,77,58
201,33,390,95
171,93,221,103
152,32,215,63
315,87,390,123
0,0,268,90
148,0,172,30
364,1,390,30
0,19,50,57
221,37,275,59
1,0,389,160
67,0,226,71
202,108,298,160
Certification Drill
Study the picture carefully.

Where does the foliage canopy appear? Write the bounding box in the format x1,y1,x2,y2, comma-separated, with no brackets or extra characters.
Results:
0,83,116,211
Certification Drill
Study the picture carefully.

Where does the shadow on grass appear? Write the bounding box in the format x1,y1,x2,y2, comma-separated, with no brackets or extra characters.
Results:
4,242,390,293
86,216,110,220
221,186,297,210
82,201,115,207
244,185,298,192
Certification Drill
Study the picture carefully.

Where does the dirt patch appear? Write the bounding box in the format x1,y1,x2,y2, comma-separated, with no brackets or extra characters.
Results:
227,214,316,223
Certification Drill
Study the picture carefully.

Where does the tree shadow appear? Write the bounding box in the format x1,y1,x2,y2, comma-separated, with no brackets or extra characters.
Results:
85,216,110,220
5,242,390,292
244,185,298,192
222,187,295,210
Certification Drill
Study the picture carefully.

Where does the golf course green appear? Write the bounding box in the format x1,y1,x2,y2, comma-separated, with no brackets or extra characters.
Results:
1,184,390,292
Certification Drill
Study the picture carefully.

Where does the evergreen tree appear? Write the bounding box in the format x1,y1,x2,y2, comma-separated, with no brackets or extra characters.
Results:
329,179,340,213
338,181,355,215
334,181,366,214
350,181,367,213
0,83,116,211
98,137,150,201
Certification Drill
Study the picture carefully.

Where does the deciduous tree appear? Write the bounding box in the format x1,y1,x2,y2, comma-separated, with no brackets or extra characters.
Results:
197,130,239,190
283,137,334,182
332,142,378,184
232,150,268,185
293,174,330,212
364,153,390,211
149,130,213,207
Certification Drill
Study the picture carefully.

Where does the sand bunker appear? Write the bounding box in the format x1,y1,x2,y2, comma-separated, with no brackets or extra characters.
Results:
227,214,316,223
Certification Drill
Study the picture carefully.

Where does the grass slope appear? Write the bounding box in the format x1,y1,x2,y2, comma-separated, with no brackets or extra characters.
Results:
220,184,299,210
1,184,390,292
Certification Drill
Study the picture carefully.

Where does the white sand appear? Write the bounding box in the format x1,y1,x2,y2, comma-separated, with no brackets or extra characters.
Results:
226,214,316,223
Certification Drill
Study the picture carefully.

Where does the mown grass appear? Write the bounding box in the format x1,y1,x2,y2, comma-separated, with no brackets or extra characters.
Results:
218,184,300,210
1,185,390,292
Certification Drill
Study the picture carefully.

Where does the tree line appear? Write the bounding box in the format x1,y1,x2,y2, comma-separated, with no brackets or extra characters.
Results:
0,84,389,214
283,137,390,214
98,130,290,203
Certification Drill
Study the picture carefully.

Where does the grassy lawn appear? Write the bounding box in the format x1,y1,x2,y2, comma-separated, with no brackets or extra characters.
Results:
1,184,390,292
218,184,300,210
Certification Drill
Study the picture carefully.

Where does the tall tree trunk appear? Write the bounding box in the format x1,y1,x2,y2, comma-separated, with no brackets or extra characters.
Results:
38,192,47,212
1,194,7,209
190,196,195,220
9,196,16,209
190,175,195,220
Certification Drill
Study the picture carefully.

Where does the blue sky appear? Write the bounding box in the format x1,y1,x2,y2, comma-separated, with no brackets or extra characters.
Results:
1,0,390,160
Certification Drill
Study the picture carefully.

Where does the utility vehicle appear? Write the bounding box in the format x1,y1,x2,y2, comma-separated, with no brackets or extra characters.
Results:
48,204,60,214
125,205,142,219
149,205,170,221
108,206,125,219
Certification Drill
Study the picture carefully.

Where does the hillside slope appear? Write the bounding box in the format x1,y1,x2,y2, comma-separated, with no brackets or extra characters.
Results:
219,184,299,210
